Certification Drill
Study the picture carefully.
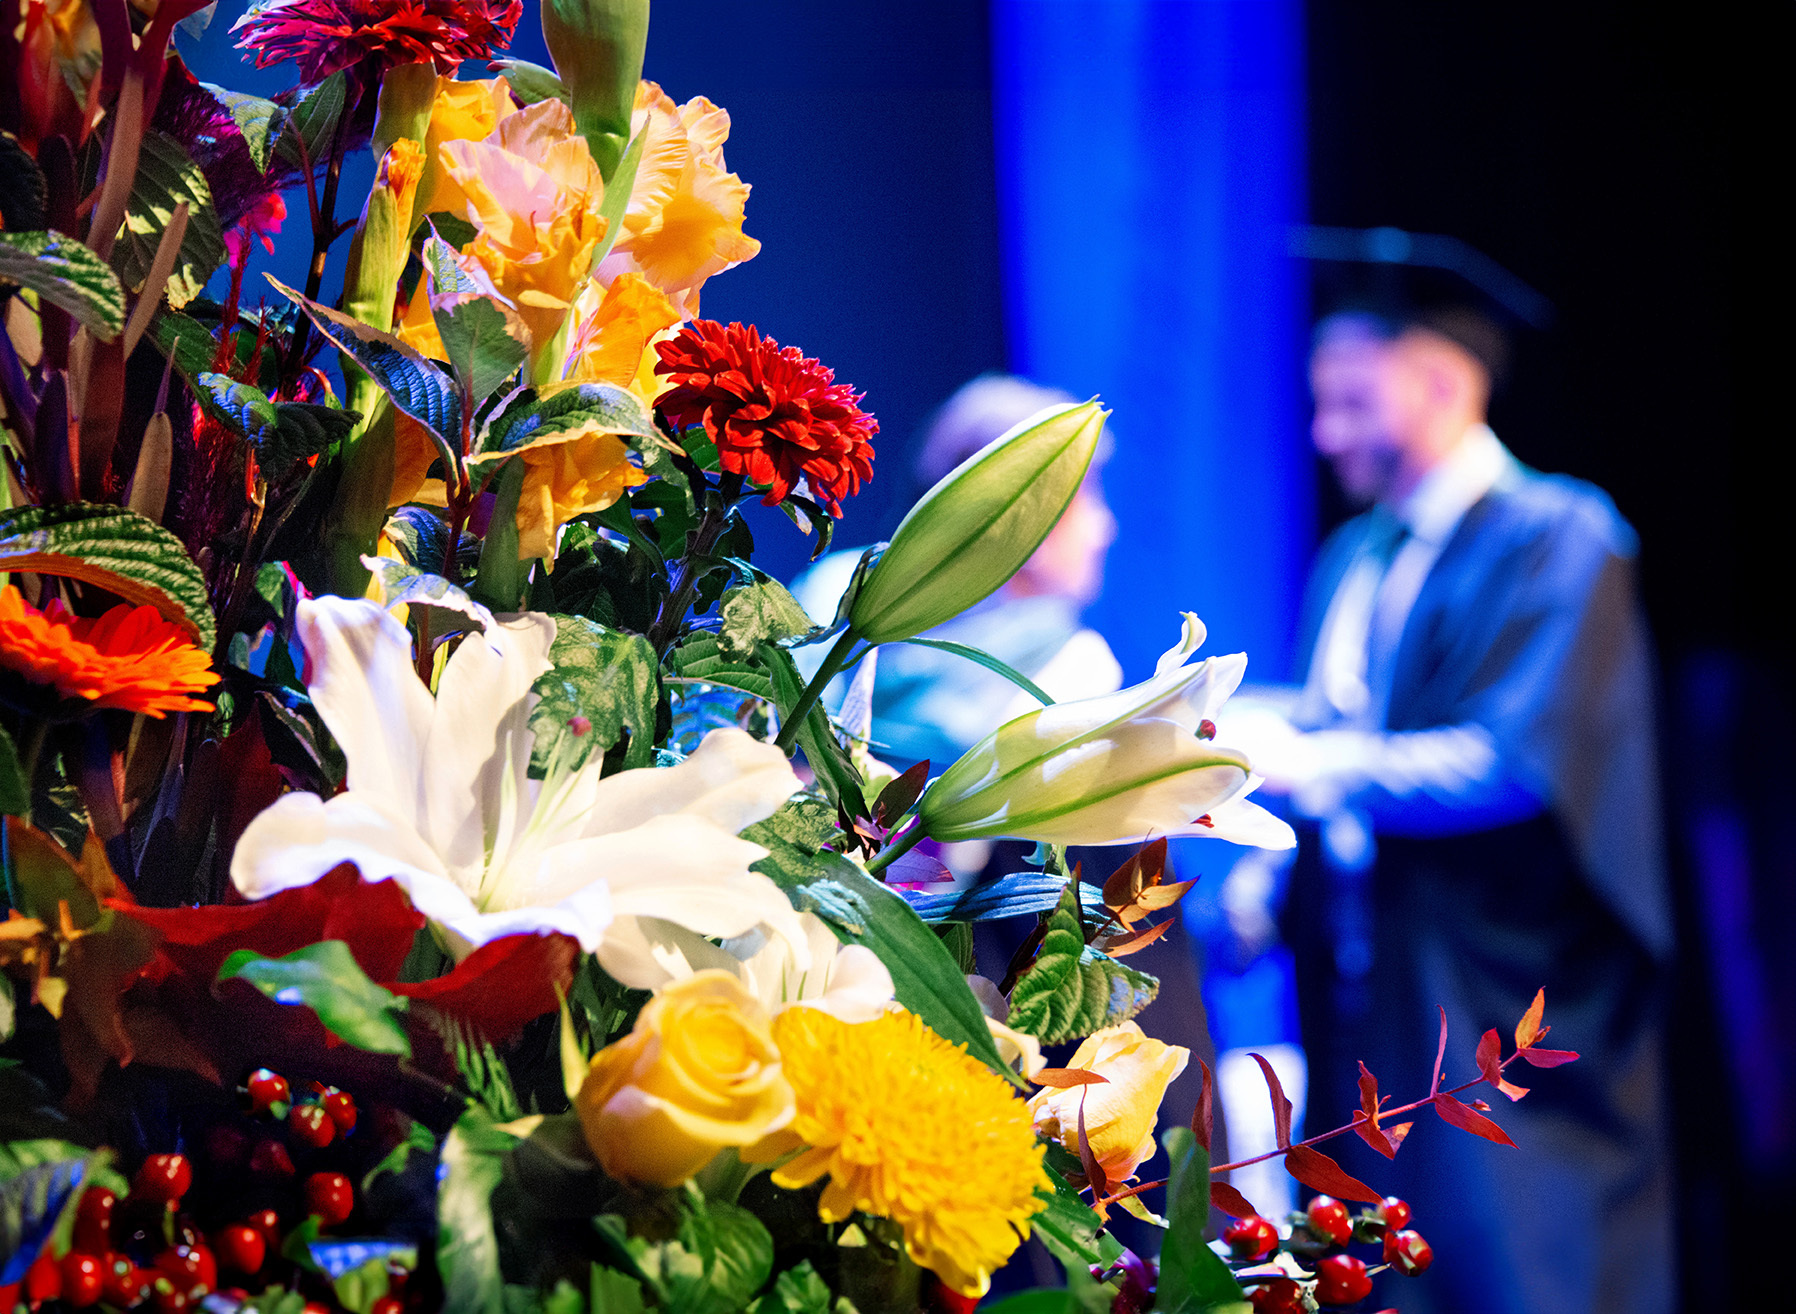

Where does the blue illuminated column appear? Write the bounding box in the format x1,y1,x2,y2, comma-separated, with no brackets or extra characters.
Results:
991,0,1310,680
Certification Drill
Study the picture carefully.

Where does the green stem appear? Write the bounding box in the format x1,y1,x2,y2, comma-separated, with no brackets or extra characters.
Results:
865,821,926,878
771,627,861,755
646,498,731,657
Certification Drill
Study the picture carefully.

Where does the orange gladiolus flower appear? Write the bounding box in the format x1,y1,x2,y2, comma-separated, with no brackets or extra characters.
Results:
0,585,219,717
597,82,761,319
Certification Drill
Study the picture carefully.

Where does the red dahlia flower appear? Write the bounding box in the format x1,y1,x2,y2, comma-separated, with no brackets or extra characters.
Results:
233,0,523,85
656,320,877,515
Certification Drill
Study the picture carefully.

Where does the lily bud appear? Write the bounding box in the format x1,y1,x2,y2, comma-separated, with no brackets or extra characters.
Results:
541,0,651,181
849,400,1108,646
915,614,1297,848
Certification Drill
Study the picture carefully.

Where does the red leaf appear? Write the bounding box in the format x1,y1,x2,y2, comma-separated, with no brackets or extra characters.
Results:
1034,1067,1111,1088
1431,1006,1448,1092
1472,1098,1492,1111
392,932,577,1040
119,863,423,986
1193,1057,1214,1153
1077,1089,1109,1199
1433,1092,1517,1146
1520,1047,1579,1068
1474,1028,1503,1084
1097,918,1173,957
1353,1061,1397,1158
1386,1122,1414,1152
1210,1180,1258,1218
1283,1144,1381,1204
872,760,931,828
1250,1052,1293,1148
1515,988,1546,1049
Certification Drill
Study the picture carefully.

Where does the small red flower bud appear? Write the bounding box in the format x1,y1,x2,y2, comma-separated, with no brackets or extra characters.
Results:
154,1246,215,1295
25,1251,62,1305
250,1139,296,1177
1314,1253,1373,1306
370,1299,405,1314
245,1068,291,1115
1248,1279,1304,1314
1384,1228,1434,1275
60,1253,105,1309
153,1280,192,1314
245,1209,282,1248
1223,1214,1280,1261
1377,1196,1411,1230
321,1088,358,1134
213,1225,267,1276
1306,1195,1354,1246
1198,718,1218,740
102,1255,153,1309
75,1186,117,1254
568,715,592,736
133,1155,193,1205
305,1172,355,1227
288,1103,335,1148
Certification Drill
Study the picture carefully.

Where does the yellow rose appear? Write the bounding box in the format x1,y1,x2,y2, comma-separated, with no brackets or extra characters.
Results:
575,970,795,1187
1026,1022,1189,1183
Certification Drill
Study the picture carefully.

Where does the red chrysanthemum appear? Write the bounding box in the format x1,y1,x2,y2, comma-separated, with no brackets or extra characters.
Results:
233,0,522,85
655,320,877,516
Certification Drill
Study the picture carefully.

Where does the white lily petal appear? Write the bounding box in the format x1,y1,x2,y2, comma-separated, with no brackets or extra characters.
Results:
796,944,895,1022
295,598,434,820
1181,793,1298,850
435,880,612,960
593,915,741,991
1154,611,1208,674
230,790,453,899
581,728,801,839
420,612,555,874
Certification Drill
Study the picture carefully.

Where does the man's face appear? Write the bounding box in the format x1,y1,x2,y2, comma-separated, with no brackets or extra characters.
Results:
1308,324,1426,505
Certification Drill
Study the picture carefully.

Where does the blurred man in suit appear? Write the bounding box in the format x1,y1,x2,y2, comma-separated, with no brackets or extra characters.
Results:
1227,239,1675,1314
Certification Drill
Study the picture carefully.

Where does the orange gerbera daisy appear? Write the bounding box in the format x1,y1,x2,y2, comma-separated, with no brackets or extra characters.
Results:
0,585,219,717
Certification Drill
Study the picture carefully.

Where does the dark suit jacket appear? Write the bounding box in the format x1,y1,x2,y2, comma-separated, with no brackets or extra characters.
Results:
1283,462,1675,1314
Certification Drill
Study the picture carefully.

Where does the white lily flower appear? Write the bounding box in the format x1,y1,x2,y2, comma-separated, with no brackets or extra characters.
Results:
915,613,1297,849
602,911,896,1022
230,597,810,986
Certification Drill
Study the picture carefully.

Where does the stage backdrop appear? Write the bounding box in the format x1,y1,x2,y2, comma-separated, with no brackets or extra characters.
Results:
991,0,1311,679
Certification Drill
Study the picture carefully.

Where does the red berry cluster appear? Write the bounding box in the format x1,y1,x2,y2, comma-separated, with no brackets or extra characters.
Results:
1226,1196,1434,1311
12,1069,414,1314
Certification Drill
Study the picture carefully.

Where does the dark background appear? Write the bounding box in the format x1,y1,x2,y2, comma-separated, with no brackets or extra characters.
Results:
1304,6,1791,1310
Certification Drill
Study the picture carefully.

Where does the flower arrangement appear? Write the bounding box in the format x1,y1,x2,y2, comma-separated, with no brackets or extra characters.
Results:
0,4,1577,1312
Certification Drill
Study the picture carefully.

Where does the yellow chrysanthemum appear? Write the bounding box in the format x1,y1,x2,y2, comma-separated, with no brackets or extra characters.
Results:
755,1006,1049,1298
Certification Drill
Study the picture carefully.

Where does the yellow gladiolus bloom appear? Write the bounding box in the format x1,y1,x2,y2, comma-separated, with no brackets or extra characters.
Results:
441,98,609,375
415,74,519,226
597,81,760,318
1027,1022,1190,1184
562,271,682,407
576,970,794,1188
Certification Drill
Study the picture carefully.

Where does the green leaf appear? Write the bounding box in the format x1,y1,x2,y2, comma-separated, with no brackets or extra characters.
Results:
478,382,656,457
267,402,358,469
364,559,493,638
759,641,865,820
490,59,569,107
590,1266,647,1314
276,72,348,171
333,1256,397,1314
668,632,773,701
748,1262,830,1314
219,940,412,1056
112,131,226,310
0,725,27,817
898,637,1055,708
470,456,528,611
0,229,127,339
1157,1127,1251,1314
421,233,529,402
0,1149,89,1283
637,1197,775,1314
739,794,839,889
437,1106,522,1314
529,615,659,774
362,1117,437,1195
718,578,817,659
799,858,1018,1080
1030,1165,1122,1273
0,502,215,650
267,274,462,453
590,129,646,270
1007,883,1159,1045
202,84,286,172
197,370,279,435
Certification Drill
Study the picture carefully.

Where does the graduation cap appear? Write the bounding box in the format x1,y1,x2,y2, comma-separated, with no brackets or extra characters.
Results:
1291,225,1554,383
